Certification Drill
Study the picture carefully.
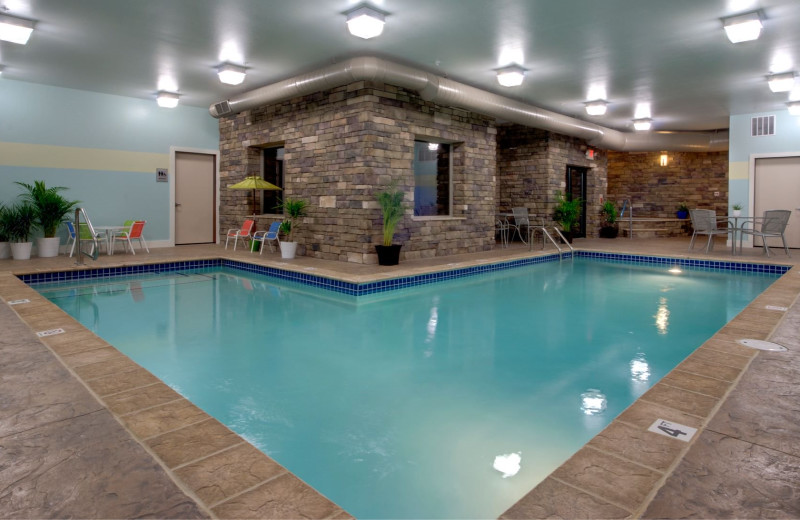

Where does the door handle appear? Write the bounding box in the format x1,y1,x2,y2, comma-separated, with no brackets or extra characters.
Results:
175,203,182,207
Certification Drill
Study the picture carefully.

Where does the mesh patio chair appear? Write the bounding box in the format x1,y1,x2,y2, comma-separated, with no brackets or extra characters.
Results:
739,209,791,257
112,220,149,255
252,221,281,254
225,219,255,250
689,209,732,253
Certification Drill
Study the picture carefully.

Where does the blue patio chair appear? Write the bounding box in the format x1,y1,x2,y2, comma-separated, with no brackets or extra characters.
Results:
252,221,281,254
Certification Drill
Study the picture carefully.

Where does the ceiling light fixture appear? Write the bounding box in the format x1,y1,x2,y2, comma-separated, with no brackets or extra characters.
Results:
767,72,796,93
584,100,608,116
496,65,526,87
788,102,800,116
218,62,246,85
721,10,763,43
156,91,180,108
0,13,36,45
345,6,385,39
633,118,652,131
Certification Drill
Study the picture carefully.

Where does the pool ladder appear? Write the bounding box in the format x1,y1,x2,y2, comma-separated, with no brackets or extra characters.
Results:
529,226,574,260
74,207,99,265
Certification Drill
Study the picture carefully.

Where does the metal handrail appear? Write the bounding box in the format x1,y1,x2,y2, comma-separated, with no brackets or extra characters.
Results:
551,228,575,256
619,199,633,239
74,208,99,265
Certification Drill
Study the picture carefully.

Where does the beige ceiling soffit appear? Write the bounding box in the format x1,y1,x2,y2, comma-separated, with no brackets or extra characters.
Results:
209,56,728,152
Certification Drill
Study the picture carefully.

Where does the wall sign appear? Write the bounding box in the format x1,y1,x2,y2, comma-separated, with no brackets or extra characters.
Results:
156,168,168,182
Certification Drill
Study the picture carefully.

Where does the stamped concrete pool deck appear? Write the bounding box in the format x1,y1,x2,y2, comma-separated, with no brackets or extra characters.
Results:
1,237,798,519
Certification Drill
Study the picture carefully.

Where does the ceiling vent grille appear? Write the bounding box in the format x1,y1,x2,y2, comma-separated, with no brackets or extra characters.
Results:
214,100,232,116
751,115,775,136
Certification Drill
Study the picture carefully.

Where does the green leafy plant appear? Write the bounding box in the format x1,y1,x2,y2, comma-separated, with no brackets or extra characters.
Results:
275,198,308,242
677,202,690,213
553,190,582,233
601,201,618,225
732,203,743,211
4,201,37,243
16,180,79,237
376,183,407,246
0,204,9,242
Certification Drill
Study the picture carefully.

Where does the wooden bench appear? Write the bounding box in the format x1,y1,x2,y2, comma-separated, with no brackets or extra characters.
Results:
618,217,690,238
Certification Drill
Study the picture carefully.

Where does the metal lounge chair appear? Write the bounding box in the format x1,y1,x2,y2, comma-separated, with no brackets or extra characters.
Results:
738,209,791,257
510,207,531,244
252,221,281,254
688,209,731,253
112,220,149,255
225,219,255,250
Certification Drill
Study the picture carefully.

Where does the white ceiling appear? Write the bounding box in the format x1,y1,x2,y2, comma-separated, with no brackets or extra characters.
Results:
2,0,800,132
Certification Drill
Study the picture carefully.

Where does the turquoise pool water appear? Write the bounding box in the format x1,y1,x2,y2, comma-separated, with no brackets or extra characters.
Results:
36,258,778,518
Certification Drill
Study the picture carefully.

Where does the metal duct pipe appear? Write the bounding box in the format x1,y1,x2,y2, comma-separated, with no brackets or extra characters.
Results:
210,56,728,152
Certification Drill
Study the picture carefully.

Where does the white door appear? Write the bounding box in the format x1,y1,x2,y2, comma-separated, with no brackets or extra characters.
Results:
175,152,216,244
754,156,800,249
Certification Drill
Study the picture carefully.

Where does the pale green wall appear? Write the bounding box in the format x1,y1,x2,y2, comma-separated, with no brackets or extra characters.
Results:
728,110,800,218
0,79,219,244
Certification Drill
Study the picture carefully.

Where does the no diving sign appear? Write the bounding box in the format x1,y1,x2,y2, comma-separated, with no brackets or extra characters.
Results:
648,419,697,442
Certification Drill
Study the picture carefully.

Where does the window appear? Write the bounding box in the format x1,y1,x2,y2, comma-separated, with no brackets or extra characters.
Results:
413,141,451,216
262,147,284,214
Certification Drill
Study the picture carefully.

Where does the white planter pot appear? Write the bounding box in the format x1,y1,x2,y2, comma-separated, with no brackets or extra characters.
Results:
280,241,298,259
11,242,33,260
37,236,61,257
0,241,9,260
732,210,741,217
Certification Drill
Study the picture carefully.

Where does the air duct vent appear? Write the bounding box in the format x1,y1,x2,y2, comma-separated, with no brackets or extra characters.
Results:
214,100,232,116
751,115,775,136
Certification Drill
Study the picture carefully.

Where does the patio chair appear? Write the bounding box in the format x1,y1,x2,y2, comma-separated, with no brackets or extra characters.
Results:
225,219,255,250
252,221,281,254
112,220,149,255
510,207,532,244
495,218,509,248
738,209,791,257
688,209,732,253
65,220,77,257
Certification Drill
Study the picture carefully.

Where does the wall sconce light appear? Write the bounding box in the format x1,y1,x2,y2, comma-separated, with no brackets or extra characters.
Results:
156,91,180,108
659,153,669,166
633,118,653,131
346,6,385,39
427,142,439,151
218,62,247,85
0,65,4,76
585,100,608,116
767,72,795,93
721,10,763,43
496,65,526,87
0,13,36,45
788,101,800,116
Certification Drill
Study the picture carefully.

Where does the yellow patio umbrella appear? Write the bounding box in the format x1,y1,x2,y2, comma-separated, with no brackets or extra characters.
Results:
228,176,281,216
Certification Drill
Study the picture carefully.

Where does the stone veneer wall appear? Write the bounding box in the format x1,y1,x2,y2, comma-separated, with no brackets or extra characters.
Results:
218,81,496,263
497,125,608,237
607,151,729,216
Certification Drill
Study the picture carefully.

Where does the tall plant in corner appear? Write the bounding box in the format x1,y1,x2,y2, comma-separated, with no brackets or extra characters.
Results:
375,182,407,266
16,180,79,257
275,197,308,259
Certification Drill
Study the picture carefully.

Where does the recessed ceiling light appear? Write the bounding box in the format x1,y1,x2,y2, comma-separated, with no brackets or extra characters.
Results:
218,62,246,85
584,100,608,116
156,91,180,108
721,10,763,43
346,6,385,39
788,102,800,116
767,72,795,93
633,118,652,131
0,13,35,45
496,65,526,87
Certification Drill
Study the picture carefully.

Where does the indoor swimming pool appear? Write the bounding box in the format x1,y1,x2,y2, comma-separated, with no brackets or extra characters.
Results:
33,257,780,518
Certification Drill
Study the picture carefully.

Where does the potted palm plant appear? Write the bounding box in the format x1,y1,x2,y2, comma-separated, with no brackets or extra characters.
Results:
6,201,38,260
599,200,619,238
0,204,10,259
553,190,582,243
375,183,407,266
16,181,79,257
275,198,308,259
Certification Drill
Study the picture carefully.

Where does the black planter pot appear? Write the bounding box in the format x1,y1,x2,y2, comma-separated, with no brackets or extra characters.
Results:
599,225,619,238
375,244,402,266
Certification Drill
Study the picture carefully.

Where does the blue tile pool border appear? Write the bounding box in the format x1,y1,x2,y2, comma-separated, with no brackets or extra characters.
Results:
19,251,790,295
